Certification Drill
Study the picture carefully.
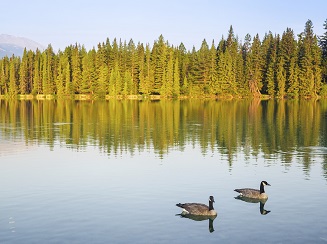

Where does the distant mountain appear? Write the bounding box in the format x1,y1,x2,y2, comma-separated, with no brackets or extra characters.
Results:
0,34,45,58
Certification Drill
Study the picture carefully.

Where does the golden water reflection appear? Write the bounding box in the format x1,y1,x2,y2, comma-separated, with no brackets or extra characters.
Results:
1,99,327,173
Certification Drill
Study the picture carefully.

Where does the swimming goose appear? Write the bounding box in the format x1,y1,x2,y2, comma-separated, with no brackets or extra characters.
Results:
176,196,217,216
234,181,271,200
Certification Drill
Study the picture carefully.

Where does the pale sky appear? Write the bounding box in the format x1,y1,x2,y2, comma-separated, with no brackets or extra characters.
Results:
2,0,326,51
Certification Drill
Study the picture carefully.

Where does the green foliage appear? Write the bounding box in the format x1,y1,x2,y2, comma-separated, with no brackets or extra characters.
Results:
320,19,327,84
0,20,325,99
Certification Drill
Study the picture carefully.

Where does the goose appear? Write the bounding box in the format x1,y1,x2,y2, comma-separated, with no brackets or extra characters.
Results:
234,181,271,200
176,196,217,216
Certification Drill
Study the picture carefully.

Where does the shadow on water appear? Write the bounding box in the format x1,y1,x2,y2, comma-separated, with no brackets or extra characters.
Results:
234,196,271,215
175,214,217,233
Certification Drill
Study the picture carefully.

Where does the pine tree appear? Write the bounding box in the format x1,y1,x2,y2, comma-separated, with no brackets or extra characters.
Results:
177,43,188,90
55,51,65,97
298,20,321,97
122,70,133,96
0,57,10,95
65,61,73,96
173,57,180,97
162,49,174,97
312,35,322,95
32,49,42,95
42,45,55,94
97,65,108,98
71,44,83,94
208,40,218,95
8,56,18,97
139,44,154,95
276,56,286,98
319,19,327,93
126,39,138,93
19,49,28,94
81,49,97,95
280,28,297,85
245,34,263,96
242,34,252,95
287,57,299,97
136,42,145,95
152,35,167,94
181,76,189,96
197,39,210,86
109,63,122,96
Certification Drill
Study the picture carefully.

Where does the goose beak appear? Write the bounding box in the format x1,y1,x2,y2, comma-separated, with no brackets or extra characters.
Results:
267,183,271,186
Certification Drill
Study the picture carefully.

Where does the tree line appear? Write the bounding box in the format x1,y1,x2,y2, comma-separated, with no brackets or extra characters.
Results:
1,19,327,99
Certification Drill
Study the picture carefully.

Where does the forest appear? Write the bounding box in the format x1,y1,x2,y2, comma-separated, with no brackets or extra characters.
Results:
0,19,327,99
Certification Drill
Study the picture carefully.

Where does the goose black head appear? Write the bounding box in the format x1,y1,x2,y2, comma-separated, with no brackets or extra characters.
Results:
209,196,215,203
261,181,271,186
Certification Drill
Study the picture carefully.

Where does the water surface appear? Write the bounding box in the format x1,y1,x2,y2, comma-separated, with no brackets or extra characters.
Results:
0,99,327,243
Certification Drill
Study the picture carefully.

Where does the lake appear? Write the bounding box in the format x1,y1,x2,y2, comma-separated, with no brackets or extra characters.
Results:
0,99,327,243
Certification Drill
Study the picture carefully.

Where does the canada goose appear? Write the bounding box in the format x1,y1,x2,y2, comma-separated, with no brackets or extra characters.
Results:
176,196,217,216
234,181,271,200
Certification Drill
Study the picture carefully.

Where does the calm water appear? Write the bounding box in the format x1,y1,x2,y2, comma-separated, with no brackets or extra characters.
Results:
0,99,327,243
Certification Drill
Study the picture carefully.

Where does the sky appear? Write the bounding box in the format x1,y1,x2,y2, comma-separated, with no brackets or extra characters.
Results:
2,0,327,51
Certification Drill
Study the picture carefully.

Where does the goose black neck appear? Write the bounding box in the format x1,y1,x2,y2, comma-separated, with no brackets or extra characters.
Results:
260,182,265,194
209,200,214,210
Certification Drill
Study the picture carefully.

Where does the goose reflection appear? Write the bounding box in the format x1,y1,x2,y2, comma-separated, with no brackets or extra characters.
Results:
234,196,271,215
176,214,217,233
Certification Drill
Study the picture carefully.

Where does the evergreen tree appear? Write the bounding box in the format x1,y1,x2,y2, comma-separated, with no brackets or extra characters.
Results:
173,57,180,97
8,56,18,97
181,76,189,96
152,35,167,94
33,49,42,95
136,42,145,95
122,70,133,96
245,34,263,96
320,19,327,84
65,61,73,96
298,20,321,97
276,56,286,98
55,51,65,97
71,44,83,94
197,39,210,87
81,49,97,95
109,63,122,96
208,40,218,95
177,43,188,89
162,49,174,97
280,28,297,89
42,45,55,94
97,65,108,98
127,39,138,93
139,44,154,95
0,57,10,94
19,49,29,94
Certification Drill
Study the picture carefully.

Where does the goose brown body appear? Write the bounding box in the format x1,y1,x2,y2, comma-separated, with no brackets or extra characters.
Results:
234,181,271,200
176,196,217,216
